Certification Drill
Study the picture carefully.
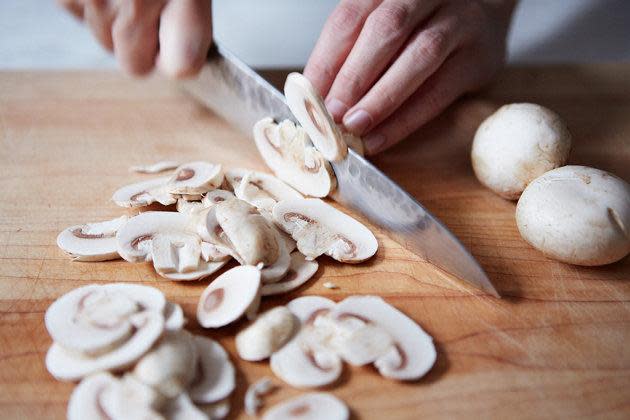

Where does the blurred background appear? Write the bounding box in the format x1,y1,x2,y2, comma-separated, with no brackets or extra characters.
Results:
1,0,629,70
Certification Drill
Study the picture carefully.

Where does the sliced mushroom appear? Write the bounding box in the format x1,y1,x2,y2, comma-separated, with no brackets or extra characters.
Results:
188,335,236,404
284,73,347,162
200,399,231,420
200,242,231,263
46,310,165,381
163,392,207,420
151,232,201,274
201,189,235,207
179,193,205,201
158,260,228,281
197,265,261,328
177,198,208,215
112,176,176,208
261,252,319,296
45,283,165,356
260,230,291,283
57,216,128,262
168,161,223,195
270,296,341,388
335,296,436,381
254,117,336,198
133,330,198,398
273,199,378,263
244,377,275,417
226,168,302,214
236,306,298,361
177,190,234,216
130,160,180,174
262,392,349,420
164,302,186,331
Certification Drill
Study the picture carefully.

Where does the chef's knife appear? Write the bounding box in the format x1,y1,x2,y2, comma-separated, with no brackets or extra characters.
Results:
181,43,499,298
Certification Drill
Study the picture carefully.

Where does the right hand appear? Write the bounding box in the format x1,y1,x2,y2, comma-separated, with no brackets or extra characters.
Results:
58,0,213,78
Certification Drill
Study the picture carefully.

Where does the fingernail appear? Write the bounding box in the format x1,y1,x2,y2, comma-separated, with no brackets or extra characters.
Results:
343,109,372,135
325,98,348,122
363,133,386,155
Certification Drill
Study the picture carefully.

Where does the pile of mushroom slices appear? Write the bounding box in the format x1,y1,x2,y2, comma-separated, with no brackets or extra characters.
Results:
45,283,235,420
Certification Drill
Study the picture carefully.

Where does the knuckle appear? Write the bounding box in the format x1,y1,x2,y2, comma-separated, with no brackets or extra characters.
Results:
329,1,365,33
367,2,412,39
83,0,108,9
413,29,449,63
335,67,365,98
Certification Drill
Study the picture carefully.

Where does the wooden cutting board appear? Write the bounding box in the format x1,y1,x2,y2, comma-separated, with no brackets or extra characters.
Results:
0,66,628,419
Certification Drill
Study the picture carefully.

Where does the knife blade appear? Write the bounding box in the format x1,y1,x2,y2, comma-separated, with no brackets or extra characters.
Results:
181,43,499,297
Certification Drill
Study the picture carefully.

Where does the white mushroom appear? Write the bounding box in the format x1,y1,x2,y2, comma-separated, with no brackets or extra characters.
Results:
159,260,228,281
262,392,349,420
260,231,292,283
516,165,630,265
46,310,165,381
188,336,236,404
471,103,572,199
168,161,223,195
201,189,235,207
261,252,319,296
334,295,436,381
57,216,128,261
244,377,275,417
226,168,302,214
130,160,180,174
112,176,176,207
254,117,336,198
133,330,198,398
273,198,378,263
284,73,347,162
164,301,186,331
163,392,207,420
236,306,298,361
197,265,262,328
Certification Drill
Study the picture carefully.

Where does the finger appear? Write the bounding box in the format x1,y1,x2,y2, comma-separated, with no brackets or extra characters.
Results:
343,6,469,136
303,0,380,101
112,0,165,76
157,0,213,79
57,0,84,19
363,49,485,155
325,0,439,122
83,0,117,51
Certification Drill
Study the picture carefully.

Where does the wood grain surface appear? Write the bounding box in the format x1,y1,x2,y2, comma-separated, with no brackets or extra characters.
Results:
0,66,629,419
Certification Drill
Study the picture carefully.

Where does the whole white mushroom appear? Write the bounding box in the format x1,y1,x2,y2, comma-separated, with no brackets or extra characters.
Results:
472,103,572,199
516,165,630,266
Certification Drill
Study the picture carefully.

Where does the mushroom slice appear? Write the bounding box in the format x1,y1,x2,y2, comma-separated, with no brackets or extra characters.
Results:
270,296,341,388
201,189,235,206
335,296,436,381
158,260,228,281
57,216,128,261
151,232,201,274
236,306,298,361
284,73,347,162
177,198,208,215
201,242,231,262
215,198,280,266
163,392,207,420
188,336,236,404
254,118,336,198
45,283,164,356
164,302,186,331
227,168,302,213
273,199,378,263
130,160,180,174
262,392,349,420
197,265,261,328
260,231,292,283
200,399,231,420
244,377,275,416
168,161,223,195
261,252,318,296
133,330,198,398
112,176,176,207
46,310,165,381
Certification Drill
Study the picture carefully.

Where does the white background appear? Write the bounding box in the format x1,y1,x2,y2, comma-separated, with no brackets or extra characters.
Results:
1,0,629,70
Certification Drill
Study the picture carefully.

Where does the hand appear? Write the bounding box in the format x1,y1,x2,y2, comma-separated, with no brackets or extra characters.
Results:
304,0,517,154
57,0,213,78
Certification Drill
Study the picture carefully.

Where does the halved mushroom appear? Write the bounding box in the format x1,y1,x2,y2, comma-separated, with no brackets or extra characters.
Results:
112,176,176,207
273,199,378,263
133,330,198,398
130,160,180,174
262,392,349,420
57,216,128,262
254,117,336,198
45,283,165,356
197,265,261,328
168,161,223,195
270,296,342,388
226,168,302,214
188,335,236,404
261,252,319,296
236,306,298,361
284,73,347,162
46,310,164,381
164,301,186,331
334,296,436,381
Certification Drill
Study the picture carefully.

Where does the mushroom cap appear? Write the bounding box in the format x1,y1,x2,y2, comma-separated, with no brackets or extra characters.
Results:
167,161,224,195
196,265,262,328
471,103,572,200
284,73,347,162
254,117,336,198
235,306,298,361
261,252,319,296
112,176,175,208
273,198,378,263
262,392,349,420
188,335,236,404
56,216,128,262
516,165,630,265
